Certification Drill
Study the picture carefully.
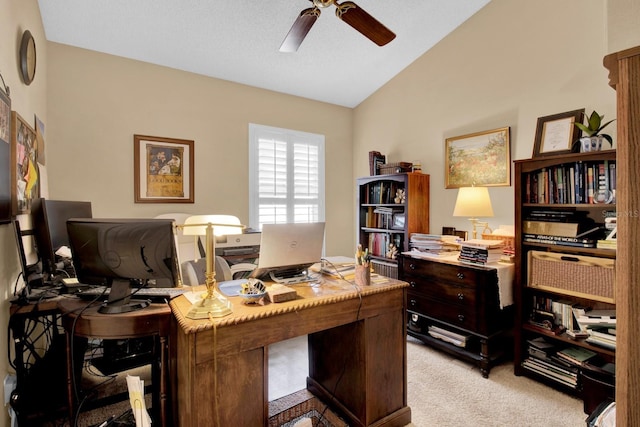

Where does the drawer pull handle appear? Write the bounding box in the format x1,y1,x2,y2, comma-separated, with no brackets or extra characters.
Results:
410,281,417,288
410,299,417,307
409,263,416,270
457,293,464,300
458,314,465,322
456,272,465,280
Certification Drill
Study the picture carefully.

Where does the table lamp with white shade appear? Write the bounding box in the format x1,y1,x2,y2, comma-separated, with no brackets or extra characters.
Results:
453,186,494,239
179,214,244,319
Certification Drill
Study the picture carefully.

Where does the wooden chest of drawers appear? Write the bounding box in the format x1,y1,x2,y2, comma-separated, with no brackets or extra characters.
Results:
399,254,513,377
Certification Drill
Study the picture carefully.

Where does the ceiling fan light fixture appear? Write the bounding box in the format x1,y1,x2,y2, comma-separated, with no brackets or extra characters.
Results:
312,0,334,8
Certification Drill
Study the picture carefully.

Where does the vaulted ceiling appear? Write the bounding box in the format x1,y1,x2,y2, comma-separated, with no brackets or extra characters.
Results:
38,0,490,108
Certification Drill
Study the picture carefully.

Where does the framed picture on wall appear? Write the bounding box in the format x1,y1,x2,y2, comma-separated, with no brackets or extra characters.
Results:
10,111,39,215
0,84,11,223
134,134,195,203
445,127,511,188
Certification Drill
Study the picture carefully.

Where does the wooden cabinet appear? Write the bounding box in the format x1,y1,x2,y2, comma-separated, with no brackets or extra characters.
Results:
513,151,616,406
398,254,513,378
357,172,429,278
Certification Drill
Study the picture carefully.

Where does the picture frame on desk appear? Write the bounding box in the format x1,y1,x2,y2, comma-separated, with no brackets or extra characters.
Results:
445,127,511,188
134,134,194,203
532,109,584,158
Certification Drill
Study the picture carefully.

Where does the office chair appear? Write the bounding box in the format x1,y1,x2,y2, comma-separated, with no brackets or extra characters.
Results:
154,213,198,262
181,256,256,286
157,213,256,286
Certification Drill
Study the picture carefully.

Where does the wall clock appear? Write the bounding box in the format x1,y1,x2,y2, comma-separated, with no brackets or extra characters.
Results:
19,30,36,85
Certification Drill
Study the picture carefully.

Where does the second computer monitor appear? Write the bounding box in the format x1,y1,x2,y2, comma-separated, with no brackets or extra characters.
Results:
31,198,93,280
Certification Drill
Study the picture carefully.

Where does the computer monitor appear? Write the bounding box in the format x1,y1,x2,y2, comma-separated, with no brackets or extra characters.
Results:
66,218,180,314
31,198,93,281
250,222,325,284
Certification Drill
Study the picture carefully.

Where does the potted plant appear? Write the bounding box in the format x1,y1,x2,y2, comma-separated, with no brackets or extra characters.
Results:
575,110,615,152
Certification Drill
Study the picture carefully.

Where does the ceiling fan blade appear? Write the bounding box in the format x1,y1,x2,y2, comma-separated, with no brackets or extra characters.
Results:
279,7,321,53
335,1,396,46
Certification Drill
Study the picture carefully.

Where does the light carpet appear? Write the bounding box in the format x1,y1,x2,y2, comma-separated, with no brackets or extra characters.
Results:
406,335,586,427
65,335,588,426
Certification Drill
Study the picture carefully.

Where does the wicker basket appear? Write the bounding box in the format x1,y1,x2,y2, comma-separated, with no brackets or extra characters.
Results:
527,251,615,303
378,162,413,175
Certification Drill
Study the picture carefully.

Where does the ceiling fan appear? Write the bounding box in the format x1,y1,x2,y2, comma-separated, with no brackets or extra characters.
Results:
279,0,396,53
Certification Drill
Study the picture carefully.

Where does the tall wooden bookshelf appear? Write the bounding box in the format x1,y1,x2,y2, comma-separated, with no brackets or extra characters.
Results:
513,150,617,410
356,172,430,278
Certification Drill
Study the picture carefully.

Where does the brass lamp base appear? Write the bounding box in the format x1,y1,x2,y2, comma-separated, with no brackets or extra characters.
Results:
186,292,232,319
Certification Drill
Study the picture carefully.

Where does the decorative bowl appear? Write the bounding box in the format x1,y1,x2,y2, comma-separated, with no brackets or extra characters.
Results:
238,279,267,304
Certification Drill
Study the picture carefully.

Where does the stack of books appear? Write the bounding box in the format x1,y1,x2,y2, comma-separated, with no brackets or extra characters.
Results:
522,209,602,249
458,239,504,265
586,326,616,350
409,234,460,256
522,337,579,389
556,346,598,367
573,308,617,350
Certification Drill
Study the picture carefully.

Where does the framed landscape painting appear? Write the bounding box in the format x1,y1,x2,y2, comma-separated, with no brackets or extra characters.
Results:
445,127,511,188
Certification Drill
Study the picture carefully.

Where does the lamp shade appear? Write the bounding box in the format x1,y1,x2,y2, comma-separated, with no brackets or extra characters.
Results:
183,215,243,236
453,187,494,218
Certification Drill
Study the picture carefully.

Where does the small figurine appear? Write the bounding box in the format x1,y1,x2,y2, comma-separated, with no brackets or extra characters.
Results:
394,188,406,204
387,242,399,259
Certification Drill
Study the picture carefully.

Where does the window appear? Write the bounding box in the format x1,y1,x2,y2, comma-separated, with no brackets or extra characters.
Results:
249,124,325,230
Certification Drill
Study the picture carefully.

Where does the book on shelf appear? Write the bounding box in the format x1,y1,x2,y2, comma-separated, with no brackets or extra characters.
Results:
586,335,616,350
587,327,617,342
523,233,597,248
573,308,616,330
521,358,578,388
556,346,598,366
524,160,616,205
523,220,580,237
597,239,617,250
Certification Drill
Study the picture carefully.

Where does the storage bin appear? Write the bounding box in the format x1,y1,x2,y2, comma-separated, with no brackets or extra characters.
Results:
378,162,413,175
527,251,615,303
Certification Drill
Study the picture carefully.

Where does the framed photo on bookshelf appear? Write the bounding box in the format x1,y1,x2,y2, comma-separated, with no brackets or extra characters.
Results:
445,127,511,188
532,109,584,158
392,213,405,230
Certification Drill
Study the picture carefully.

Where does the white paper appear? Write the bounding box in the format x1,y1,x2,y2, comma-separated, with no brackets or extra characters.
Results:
126,375,152,427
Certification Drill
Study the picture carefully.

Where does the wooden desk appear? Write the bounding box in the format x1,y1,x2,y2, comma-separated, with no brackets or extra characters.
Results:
170,275,411,427
57,298,171,426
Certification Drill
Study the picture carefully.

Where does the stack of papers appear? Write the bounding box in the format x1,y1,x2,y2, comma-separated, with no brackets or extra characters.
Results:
127,375,151,427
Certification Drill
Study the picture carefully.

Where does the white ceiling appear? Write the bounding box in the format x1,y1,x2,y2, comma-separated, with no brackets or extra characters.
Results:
38,0,490,108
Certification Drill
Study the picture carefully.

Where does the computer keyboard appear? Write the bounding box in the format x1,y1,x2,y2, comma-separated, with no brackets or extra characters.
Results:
77,286,187,302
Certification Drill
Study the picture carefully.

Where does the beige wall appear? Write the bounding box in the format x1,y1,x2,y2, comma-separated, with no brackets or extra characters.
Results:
45,43,354,258
607,0,640,53
353,0,616,236
0,1,47,423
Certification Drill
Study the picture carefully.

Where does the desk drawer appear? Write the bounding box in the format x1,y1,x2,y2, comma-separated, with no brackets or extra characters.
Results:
402,258,484,286
406,278,477,306
408,293,477,330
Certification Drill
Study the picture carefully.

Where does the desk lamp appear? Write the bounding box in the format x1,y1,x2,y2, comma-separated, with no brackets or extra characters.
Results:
180,215,244,319
453,186,494,239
